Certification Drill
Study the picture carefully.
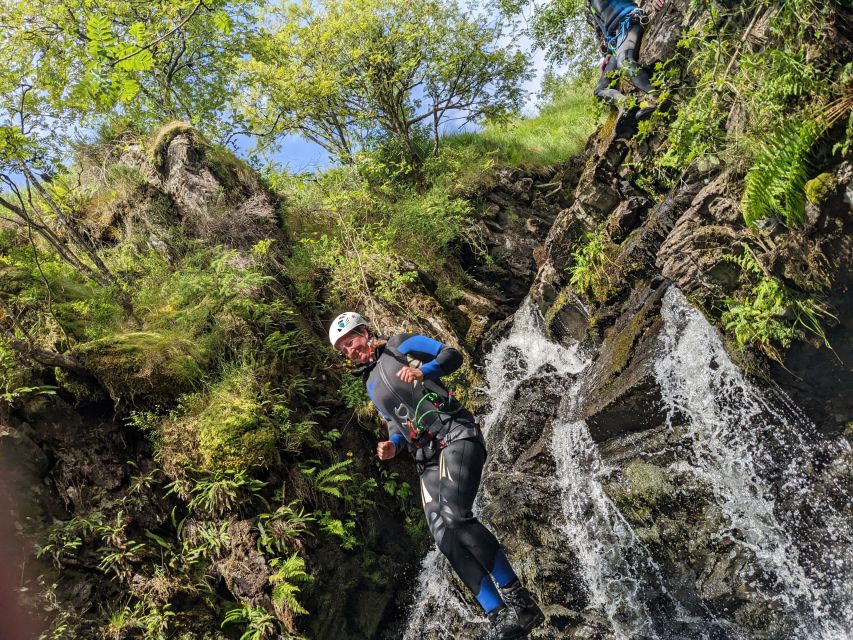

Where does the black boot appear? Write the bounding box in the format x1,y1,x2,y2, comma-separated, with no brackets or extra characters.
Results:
500,581,544,633
487,604,526,640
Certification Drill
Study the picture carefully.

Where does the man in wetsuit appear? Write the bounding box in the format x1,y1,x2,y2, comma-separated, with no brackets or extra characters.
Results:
329,311,544,640
588,0,666,112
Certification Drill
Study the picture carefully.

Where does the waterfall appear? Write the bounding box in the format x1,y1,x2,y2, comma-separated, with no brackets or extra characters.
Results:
552,419,680,640
479,299,586,439
655,287,853,640
402,290,852,639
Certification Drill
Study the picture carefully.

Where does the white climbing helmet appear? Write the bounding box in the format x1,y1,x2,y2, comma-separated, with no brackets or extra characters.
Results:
328,311,369,348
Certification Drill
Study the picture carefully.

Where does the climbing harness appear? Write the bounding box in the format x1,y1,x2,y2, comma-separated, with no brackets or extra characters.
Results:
409,388,464,448
394,386,464,451
607,8,648,52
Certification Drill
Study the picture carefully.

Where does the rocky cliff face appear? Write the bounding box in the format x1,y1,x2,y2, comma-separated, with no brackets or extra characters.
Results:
402,1,853,638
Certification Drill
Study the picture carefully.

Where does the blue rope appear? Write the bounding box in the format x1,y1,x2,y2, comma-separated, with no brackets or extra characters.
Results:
606,9,648,53
607,14,632,53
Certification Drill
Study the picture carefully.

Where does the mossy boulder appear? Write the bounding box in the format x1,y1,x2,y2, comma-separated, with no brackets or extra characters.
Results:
73,331,207,405
146,121,284,250
157,376,279,475
195,381,279,473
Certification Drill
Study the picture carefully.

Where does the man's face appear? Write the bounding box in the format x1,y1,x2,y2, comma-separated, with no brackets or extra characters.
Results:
335,330,371,363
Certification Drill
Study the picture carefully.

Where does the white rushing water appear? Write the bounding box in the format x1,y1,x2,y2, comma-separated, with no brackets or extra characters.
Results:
403,290,852,639
552,419,674,640
655,287,853,640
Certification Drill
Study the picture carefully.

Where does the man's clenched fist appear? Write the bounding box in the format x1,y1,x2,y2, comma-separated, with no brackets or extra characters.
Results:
377,441,397,460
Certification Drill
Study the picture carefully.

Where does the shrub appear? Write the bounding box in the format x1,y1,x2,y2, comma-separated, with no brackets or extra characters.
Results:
568,230,620,304
721,254,833,362
73,331,208,405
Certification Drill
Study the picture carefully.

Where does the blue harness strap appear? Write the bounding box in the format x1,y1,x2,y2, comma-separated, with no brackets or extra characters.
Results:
606,8,648,53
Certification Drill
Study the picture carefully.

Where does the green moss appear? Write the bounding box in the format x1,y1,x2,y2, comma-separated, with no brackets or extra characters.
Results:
733,601,794,638
598,108,619,141
53,367,106,405
195,374,279,473
609,461,674,527
0,265,32,295
203,145,258,198
73,331,208,405
624,461,673,504
608,309,648,378
804,172,836,205
544,287,572,328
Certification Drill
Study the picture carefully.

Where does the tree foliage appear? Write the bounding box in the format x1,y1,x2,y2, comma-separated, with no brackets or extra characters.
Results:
240,0,531,166
0,0,252,320
499,0,596,71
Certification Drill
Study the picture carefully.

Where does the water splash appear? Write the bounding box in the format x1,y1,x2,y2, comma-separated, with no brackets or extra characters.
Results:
402,548,481,640
655,287,853,639
480,299,586,437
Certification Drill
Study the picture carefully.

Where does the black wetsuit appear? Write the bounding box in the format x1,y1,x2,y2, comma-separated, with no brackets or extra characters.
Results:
587,0,655,104
363,333,519,613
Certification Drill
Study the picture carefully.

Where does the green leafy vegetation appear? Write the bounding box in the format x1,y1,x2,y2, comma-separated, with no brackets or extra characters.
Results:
639,1,849,229
721,252,834,362
222,605,281,640
269,554,312,632
568,228,621,304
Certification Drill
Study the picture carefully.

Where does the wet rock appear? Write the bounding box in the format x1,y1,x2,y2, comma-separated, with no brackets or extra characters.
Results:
484,368,571,470
638,0,693,65
656,173,744,303
572,280,670,442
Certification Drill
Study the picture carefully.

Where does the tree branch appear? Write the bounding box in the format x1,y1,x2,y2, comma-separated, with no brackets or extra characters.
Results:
109,0,207,67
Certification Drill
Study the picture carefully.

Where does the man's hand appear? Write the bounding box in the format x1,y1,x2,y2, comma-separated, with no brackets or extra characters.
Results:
377,441,397,460
396,365,424,384
652,0,666,10
599,55,610,73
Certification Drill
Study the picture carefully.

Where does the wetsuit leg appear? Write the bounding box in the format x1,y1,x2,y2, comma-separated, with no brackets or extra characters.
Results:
422,438,520,613
615,24,654,94
594,54,624,105
421,460,501,613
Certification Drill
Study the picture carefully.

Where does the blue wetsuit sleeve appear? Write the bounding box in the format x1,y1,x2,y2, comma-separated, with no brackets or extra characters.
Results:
389,432,407,453
396,334,463,381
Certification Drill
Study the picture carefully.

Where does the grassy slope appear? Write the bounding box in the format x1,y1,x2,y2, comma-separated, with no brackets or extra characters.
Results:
445,85,600,170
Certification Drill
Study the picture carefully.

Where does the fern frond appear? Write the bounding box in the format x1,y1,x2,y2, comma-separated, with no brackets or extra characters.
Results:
742,116,822,226
270,554,312,631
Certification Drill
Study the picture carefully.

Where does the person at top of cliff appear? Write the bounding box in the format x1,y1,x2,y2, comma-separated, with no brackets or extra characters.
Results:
329,311,544,640
588,0,667,116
